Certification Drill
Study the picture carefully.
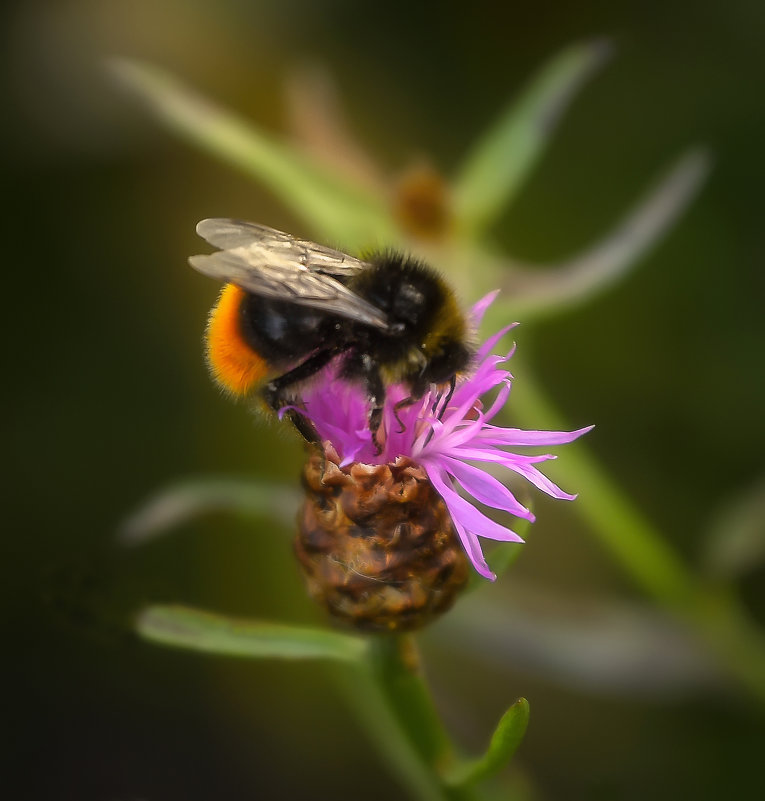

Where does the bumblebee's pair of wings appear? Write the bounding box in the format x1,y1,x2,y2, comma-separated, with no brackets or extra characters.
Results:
189,218,389,329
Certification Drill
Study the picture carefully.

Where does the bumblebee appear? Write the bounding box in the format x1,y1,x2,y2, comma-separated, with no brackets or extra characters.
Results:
189,219,473,442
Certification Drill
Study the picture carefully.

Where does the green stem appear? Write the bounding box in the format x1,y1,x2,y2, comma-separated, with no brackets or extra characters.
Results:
334,658,449,801
367,635,454,769
333,635,487,801
510,358,765,703
684,586,765,701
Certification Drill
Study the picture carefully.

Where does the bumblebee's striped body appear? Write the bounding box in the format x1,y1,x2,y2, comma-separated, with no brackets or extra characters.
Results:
206,283,268,396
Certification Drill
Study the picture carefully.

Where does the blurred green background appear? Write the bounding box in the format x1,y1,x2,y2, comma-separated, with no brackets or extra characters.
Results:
4,1,765,799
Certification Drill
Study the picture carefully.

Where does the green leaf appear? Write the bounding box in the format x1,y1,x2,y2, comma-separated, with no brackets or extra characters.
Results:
109,60,396,248
702,475,765,579
453,39,612,237
488,540,525,580
491,148,711,319
444,698,530,788
440,588,722,695
137,604,367,663
117,477,301,545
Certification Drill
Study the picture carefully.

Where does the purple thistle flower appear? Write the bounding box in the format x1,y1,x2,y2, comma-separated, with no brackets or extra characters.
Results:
292,292,593,580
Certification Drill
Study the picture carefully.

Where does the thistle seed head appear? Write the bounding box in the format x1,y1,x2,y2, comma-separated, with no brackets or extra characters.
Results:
295,445,470,632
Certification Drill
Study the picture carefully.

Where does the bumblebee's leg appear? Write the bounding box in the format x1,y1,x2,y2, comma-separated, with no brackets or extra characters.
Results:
359,359,386,453
393,396,417,433
421,376,458,447
437,374,457,420
262,348,338,443
390,375,451,434
281,409,321,445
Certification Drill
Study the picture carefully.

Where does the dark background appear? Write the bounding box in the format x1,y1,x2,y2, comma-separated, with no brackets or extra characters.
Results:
3,1,765,799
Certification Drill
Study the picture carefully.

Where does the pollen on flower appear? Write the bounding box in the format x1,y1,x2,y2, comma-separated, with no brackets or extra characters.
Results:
290,293,592,628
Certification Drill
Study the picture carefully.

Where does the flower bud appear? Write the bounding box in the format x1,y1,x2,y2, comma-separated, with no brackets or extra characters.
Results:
295,446,470,632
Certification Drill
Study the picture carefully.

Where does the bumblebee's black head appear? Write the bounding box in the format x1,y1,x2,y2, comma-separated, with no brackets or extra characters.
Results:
350,252,473,390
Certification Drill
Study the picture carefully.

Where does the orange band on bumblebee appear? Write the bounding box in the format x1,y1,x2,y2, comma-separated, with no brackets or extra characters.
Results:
206,283,269,396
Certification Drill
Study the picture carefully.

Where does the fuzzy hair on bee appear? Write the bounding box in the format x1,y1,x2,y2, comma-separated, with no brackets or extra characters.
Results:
189,219,475,443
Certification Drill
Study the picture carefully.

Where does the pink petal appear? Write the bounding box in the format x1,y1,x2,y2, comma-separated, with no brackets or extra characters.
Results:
443,447,556,465
426,465,525,542
504,460,577,501
475,323,518,362
481,379,513,422
474,424,594,447
431,418,487,453
440,456,535,521
451,516,496,580
469,290,500,327
435,391,487,441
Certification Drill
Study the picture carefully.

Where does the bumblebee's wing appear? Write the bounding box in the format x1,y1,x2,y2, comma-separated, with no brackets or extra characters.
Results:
190,220,388,329
194,218,368,279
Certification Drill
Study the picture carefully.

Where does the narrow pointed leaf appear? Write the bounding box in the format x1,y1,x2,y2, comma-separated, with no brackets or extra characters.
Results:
702,475,765,578
494,148,711,319
453,39,612,236
487,540,526,580
118,477,300,545
109,60,396,248
444,698,530,787
284,64,386,192
137,605,367,663
439,588,722,695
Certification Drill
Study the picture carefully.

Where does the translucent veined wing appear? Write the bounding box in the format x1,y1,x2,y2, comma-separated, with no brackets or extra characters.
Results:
194,219,370,278
189,219,388,329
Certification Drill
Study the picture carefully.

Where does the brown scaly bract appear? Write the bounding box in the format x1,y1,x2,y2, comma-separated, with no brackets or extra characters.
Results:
296,446,470,632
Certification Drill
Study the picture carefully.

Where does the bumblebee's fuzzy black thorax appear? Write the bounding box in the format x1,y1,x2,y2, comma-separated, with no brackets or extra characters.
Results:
345,252,470,386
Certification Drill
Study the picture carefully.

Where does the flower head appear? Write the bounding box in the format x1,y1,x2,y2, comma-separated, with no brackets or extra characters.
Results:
292,292,592,581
